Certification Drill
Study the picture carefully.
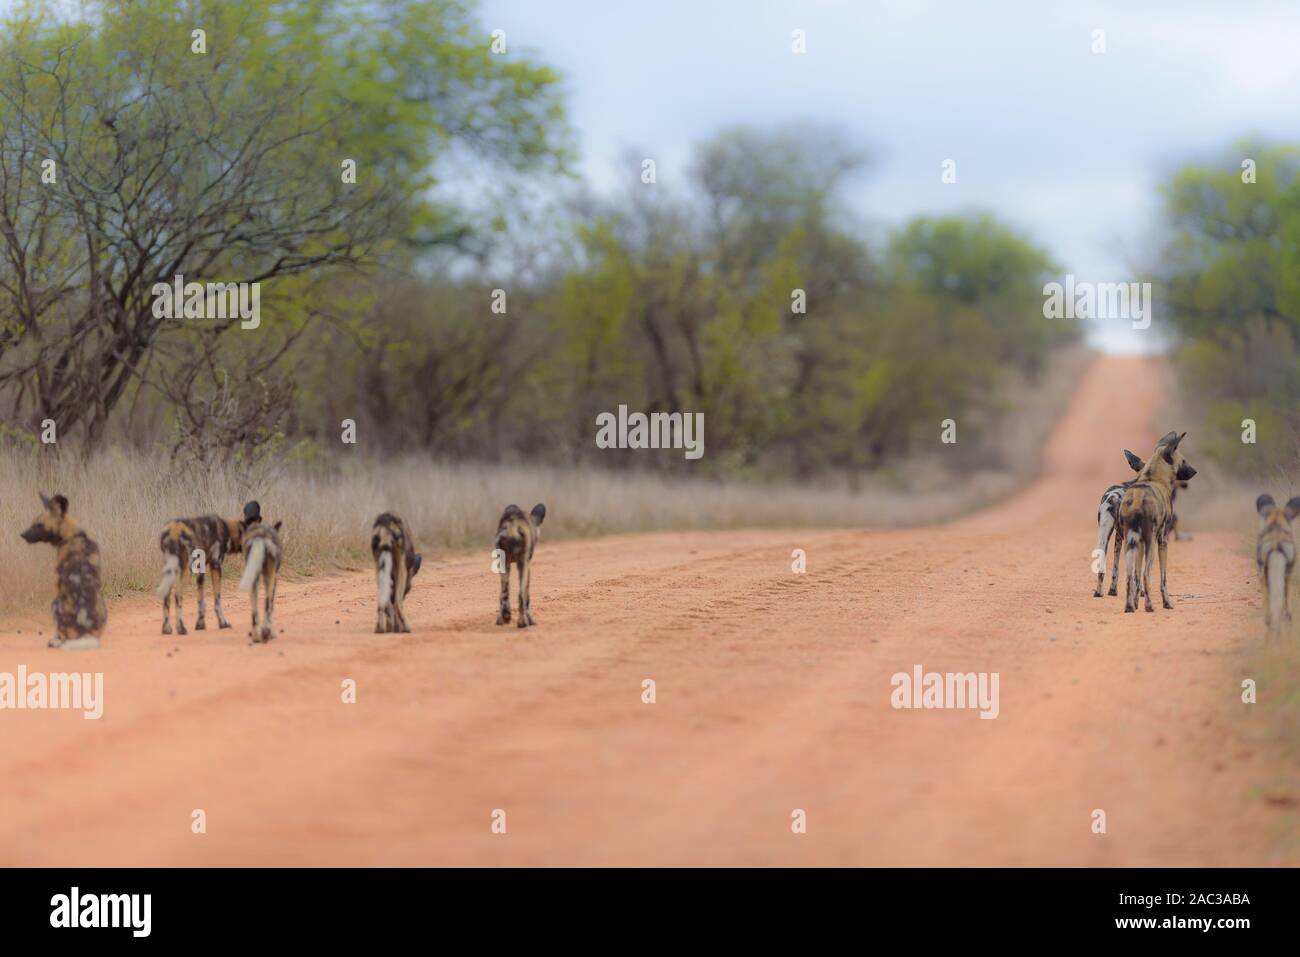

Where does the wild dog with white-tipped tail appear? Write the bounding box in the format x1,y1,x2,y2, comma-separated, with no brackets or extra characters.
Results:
155,501,261,634
1093,449,1145,597
371,513,421,633
1119,431,1197,613
238,516,283,643
1255,494,1300,637
495,503,546,628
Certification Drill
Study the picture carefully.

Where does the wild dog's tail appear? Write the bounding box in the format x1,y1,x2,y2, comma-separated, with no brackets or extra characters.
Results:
156,552,180,598
1124,507,1149,550
239,540,266,591
376,549,393,610
1095,505,1116,557
1267,549,1287,632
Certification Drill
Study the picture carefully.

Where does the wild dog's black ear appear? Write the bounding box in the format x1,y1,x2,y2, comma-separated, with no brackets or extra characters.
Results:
39,491,51,509
1285,497,1300,521
1158,430,1180,447
1257,494,1276,516
1176,431,1187,447
1175,463,1197,481
243,500,262,524
530,503,547,526
273,521,283,532
1123,449,1144,472
51,494,68,515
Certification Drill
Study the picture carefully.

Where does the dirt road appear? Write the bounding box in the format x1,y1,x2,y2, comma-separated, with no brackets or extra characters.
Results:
0,355,1293,865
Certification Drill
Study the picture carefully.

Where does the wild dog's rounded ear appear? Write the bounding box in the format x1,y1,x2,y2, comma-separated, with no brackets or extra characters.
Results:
273,521,283,532
39,492,51,509
1175,431,1187,448
1285,497,1300,521
1123,449,1144,472
1158,430,1180,447
51,494,68,514
1257,494,1277,515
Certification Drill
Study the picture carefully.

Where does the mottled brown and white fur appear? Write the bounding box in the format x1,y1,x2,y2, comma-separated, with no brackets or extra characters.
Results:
1256,494,1300,637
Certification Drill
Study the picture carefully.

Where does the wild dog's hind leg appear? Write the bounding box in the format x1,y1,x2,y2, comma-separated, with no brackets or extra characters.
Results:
212,563,231,629
1142,535,1156,612
497,564,511,624
1124,533,1139,613
174,571,188,635
1093,513,1113,597
1108,520,1123,596
393,563,411,633
1158,532,1173,609
262,567,278,642
162,587,173,635
517,559,533,628
248,577,260,640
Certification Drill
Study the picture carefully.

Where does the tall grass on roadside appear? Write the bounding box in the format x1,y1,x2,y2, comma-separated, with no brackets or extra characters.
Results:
0,347,1092,615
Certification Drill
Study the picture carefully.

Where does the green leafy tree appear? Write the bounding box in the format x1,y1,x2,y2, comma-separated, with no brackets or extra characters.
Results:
0,0,567,446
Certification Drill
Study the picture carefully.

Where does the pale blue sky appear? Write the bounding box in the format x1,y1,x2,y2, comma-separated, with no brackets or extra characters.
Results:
479,0,1300,353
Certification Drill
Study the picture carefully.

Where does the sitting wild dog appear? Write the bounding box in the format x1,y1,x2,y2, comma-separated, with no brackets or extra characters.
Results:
20,493,108,649
495,503,546,628
1119,431,1197,613
238,515,283,643
156,500,261,634
371,513,422,633
1255,494,1300,637
1093,449,1145,597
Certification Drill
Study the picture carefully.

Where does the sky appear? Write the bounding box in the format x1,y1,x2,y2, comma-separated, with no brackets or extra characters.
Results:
479,0,1300,353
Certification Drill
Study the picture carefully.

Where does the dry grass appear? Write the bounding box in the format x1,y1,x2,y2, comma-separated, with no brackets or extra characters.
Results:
0,346,1092,615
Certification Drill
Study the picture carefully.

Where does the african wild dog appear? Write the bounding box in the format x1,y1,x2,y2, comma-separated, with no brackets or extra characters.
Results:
156,500,261,634
238,515,283,643
495,503,546,628
1093,449,1145,597
20,493,108,649
371,513,422,633
1255,494,1300,637
1095,452,1193,597
1119,431,1197,613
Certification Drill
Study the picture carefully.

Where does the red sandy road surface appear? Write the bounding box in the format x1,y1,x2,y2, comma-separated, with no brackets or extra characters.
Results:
0,354,1293,865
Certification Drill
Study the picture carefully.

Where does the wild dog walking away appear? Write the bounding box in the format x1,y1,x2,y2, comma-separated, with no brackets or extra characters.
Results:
495,503,546,628
1093,449,1144,597
371,513,422,633
1094,450,1192,597
1119,431,1197,613
238,514,283,643
19,494,108,649
156,501,261,634
1255,494,1300,637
